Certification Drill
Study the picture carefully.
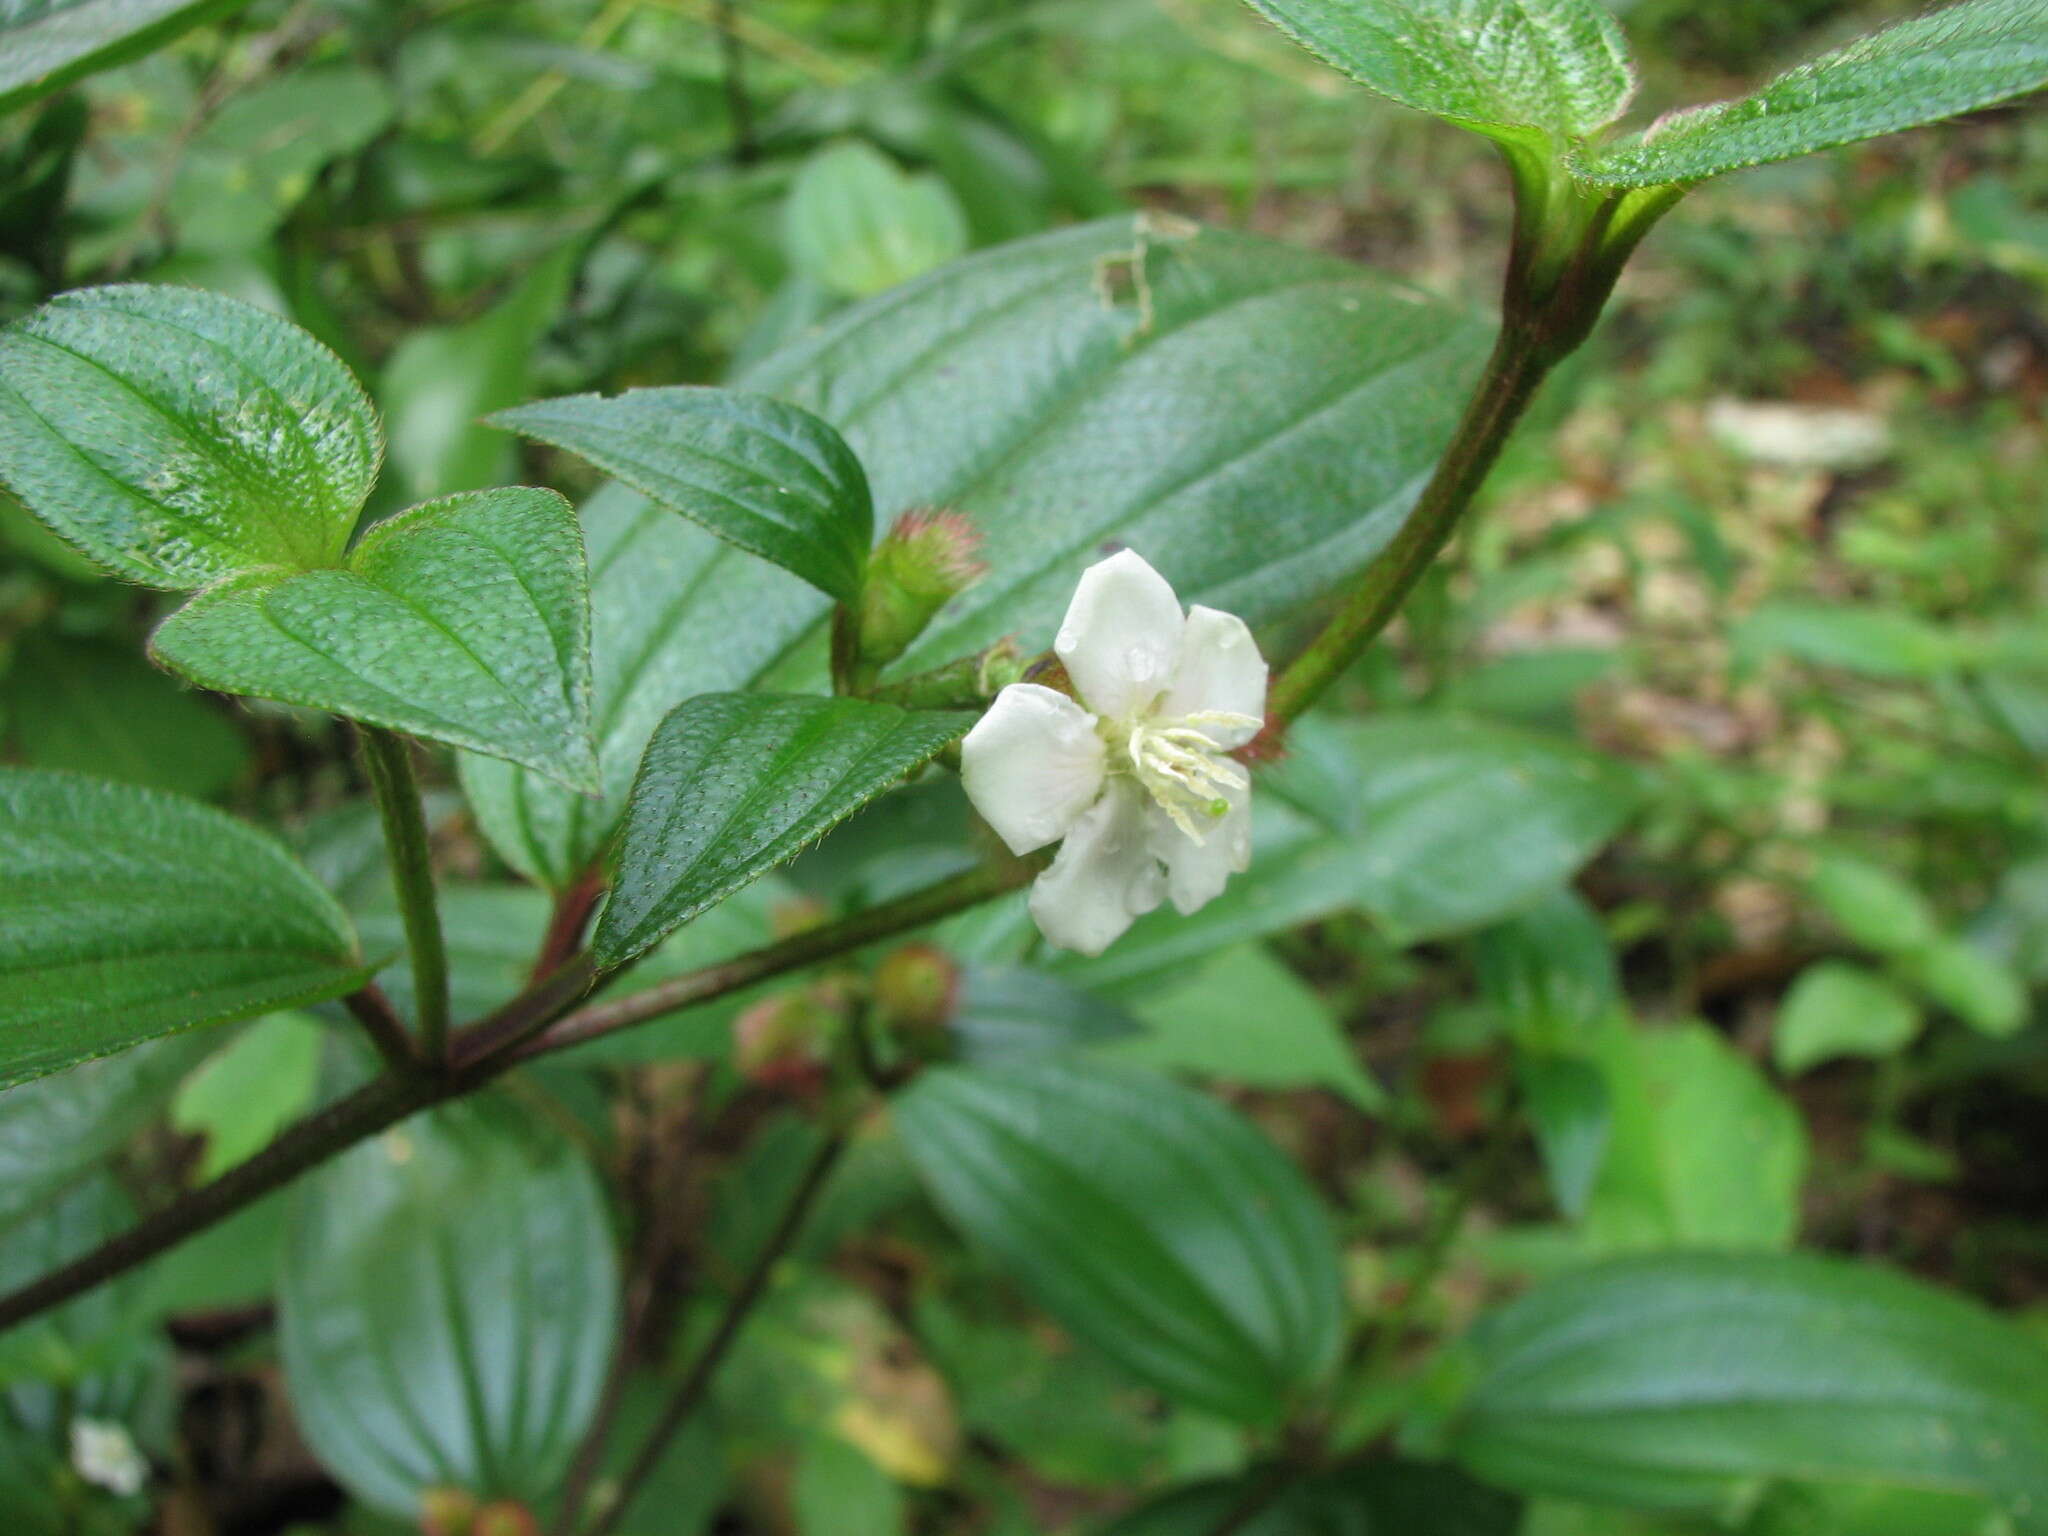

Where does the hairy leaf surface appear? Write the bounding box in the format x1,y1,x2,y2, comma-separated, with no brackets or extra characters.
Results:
0,769,367,1089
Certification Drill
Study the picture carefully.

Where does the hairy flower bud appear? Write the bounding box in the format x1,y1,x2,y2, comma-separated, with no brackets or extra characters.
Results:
473,1502,541,1536
872,943,960,1036
733,990,836,1094
841,509,986,687
419,1487,479,1536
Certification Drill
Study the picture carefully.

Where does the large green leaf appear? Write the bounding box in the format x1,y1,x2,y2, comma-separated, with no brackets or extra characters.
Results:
593,693,968,964
0,1173,163,1393
1579,1019,1807,1252
152,487,599,788
1112,944,1385,1112
1773,962,1921,1075
1583,0,2048,188
895,1058,1342,1426
784,140,970,300
1,631,248,800
1271,716,1641,943
459,484,829,889
490,387,874,603
466,220,1485,882
743,216,1491,672
0,0,251,116
167,65,393,253
0,1035,215,1236
379,248,577,505
0,285,380,588
169,1013,323,1179
1241,0,1637,143
1102,1462,1521,1535
1474,886,1622,1047
1447,1252,2048,1525
0,769,368,1090
277,1095,618,1516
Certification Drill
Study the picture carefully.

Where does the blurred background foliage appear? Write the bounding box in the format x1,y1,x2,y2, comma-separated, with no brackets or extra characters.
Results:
1,0,2045,1533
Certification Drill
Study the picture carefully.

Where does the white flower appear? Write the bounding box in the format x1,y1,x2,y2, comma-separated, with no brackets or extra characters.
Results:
961,549,1267,955
70,1417,147,1498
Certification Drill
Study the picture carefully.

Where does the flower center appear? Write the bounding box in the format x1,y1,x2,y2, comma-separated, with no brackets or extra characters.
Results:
1112,709,1258,843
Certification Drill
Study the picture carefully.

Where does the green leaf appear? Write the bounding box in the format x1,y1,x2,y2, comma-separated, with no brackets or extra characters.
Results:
471,220,1486,880
1899,936,2029,1039
0,284,380,588
278,1095,619,1517
167,66,392,252
169,1013,324,1179
0,1173,162,1393
1581,1020,1807,1252
784,140,970,300
1447,1252,2048,1525
743,216,1490,673
794,1436,905,1536
380,247,576,504
1101,1462,1522,1535
1111,944,1386,1112
1286,716,1641,943
1805,853,1940,955
0,769,368,1090
951,966,1143,1064
1518,1052,1609,1221
152,486,599,788
1475,886,1623,1047
2,631,248,800
593,693,968,965
0,0,252,116
0,1035,215,1237
1241,0,1637,142
1584,0,2048,189
489,387,874,603
1047,805,1381,994
895,1058,1342,1425
459,485,828,889
1774,962,1922,1075
1739,602,1971,679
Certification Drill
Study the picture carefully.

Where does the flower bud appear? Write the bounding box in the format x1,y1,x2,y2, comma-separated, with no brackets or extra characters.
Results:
733,990,835,1095
872,944,959,1036
769,893,833,941
849,509,985,677
419,1487,479,1536
473,1502,540,1536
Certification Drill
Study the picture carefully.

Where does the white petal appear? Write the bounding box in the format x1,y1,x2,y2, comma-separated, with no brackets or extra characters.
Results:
1028,781,1166,956
1149,783,1253,916
1054,548,1186,720
960,684,1107,856
1161,605,1267,748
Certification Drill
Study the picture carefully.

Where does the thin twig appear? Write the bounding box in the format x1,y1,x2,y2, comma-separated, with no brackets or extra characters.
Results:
341,985,421,1074
580,1132,847,1536
0,858,1034,1331
533,867,609,984
521,854,1040,1060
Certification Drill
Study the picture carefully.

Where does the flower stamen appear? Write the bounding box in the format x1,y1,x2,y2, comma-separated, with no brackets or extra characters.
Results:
1118,712,1257,845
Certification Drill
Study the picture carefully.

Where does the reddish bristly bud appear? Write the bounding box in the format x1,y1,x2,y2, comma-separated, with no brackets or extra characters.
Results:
472,1502,540,1536
888,509,985,589
769,893,833,941
853,508,987,676
733,991,834,1094
419,1487,479,1536
872,944,960,1036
